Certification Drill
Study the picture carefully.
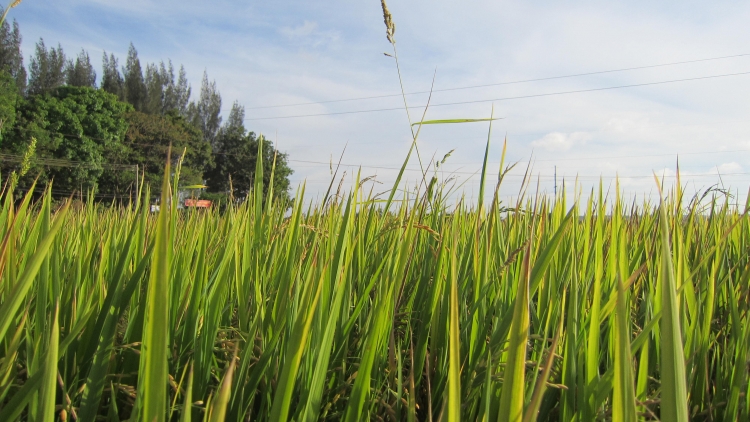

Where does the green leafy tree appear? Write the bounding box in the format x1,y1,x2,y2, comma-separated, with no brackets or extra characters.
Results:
2,86,132,193
27,38,66,96
118,110,213,193
206,102,292,203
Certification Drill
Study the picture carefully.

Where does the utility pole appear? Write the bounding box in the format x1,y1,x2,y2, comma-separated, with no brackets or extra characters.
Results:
554,166,557,198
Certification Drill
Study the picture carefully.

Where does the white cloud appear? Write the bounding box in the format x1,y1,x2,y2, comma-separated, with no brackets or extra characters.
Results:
532,133,572,151
531,132,592,151
278,20,339,48
280,21,319,38
654,167,677,178
709,162,743,174
603,115,652,136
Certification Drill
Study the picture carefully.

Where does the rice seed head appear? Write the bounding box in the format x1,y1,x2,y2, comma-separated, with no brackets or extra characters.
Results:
10,0,22,8
19,137,36,177
381,0,396,44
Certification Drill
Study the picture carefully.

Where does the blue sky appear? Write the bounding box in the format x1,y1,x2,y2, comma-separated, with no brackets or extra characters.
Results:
9,0,750,204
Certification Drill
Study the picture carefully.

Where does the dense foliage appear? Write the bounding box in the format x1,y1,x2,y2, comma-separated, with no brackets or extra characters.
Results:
4,86,131,193
120,110,212,193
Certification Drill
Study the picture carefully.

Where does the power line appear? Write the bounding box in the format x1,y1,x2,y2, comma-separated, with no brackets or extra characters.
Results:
0,153,137,170
284,157,750,180
486,148,750,164
36,129,750,166
8,127,750,176
245,70,750,121
11,169,747,199
288,149,750,168
243,52,750,111
284,120,750,149
289,148,750,167
6,148,746,182
6,126,748,189
14,187,137,198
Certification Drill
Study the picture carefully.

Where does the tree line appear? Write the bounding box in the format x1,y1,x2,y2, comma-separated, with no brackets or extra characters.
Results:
0,17,293,203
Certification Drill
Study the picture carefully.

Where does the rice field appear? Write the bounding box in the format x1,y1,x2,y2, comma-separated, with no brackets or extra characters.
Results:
0,138,749,422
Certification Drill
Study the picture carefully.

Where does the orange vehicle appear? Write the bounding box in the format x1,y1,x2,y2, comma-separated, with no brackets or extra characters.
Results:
183,199,212,208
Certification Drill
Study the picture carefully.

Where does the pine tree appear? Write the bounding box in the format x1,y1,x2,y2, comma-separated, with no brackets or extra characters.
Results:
27,38,66,96
122,43,147,111
65,49,96,88
144,62,163,114
188,70,222,146
222,100,245,136
161,61,191,116
173,65,191,116
0,19,25,94
157,60,174,114
139,60,194,115
0,70,18,136
101,51,124,100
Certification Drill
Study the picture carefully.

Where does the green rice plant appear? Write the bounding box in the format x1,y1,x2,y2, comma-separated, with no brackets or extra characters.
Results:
656,177,689,422
498,240,532,422
612,277,636,422
447,225,462,422
0,139,746,421
138,150,174,422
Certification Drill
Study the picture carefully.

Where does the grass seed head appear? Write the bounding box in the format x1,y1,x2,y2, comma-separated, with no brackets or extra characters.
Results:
381,0,396,44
